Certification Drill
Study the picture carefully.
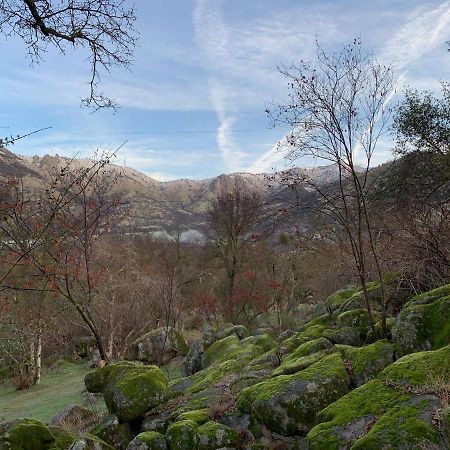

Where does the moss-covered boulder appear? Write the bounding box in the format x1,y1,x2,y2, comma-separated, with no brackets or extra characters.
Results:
176,409,209,425
392,288,450,357
282,325,328,351
0,419,56,450
90,415,134,450
308,347,450,449
379,345,450,387
273,351,329,376
335,308,379,338
337,340,394,387
187,359,242,394
140,411,171,435
350,395,446,449
126,432,167,450
237,353,349,436
129,327,189,364
204,335,262,367
217,324,249,340
307,378,438,450
165,420,198,450
325,287,358,313
196,421,239,449
85,362,168,422
323,327,362,346
241,334,276,353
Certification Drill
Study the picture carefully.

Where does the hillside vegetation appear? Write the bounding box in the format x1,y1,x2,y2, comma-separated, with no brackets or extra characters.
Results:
0,283,448,449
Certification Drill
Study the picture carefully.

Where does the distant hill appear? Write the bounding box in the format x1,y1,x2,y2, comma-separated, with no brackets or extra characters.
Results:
0,148,356,240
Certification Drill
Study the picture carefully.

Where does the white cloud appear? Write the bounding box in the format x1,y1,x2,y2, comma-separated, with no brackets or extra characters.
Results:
249,1,450,173
380,1,450,70
193,0,340,172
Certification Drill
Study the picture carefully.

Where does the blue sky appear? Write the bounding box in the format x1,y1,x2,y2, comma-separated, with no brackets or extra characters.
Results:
1,0,450,180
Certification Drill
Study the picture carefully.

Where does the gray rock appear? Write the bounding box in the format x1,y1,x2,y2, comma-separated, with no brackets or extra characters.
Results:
181,339,206,377
90,415,134,450
129,327,189,365
51,404,98,433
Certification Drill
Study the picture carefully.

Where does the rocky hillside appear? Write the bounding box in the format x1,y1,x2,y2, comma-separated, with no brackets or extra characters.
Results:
2,282,448,449
0,147,349,239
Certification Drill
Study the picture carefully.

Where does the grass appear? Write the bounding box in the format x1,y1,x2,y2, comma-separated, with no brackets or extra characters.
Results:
0,361,105,424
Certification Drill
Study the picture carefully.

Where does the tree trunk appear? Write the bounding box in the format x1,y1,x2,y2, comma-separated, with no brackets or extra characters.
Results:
33,334,42,385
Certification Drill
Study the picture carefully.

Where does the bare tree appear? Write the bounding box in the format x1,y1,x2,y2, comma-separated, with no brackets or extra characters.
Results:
0,0,137,109
208,187,265,321
268,39,395,334
0,151,125,363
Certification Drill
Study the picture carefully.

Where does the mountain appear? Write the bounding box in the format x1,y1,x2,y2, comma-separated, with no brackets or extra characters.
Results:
0,148,347,240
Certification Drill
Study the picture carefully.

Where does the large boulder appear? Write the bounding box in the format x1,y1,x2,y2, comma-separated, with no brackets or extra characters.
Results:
308,347,450,449
90,415,134,450
181,339,206,377
336,340,394,387
0,419,56,450
85,362,168,422
196,421,239,449
51,404,98,433
165,420,198,450
273,337,334,376
129,327,189,364
378,345,450,388
237,353,350,436
392,285,450,357
217,324,249,340
126,432,167,450
335,308,380,339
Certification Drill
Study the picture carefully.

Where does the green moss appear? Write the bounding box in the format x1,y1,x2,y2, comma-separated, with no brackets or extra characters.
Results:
188,359,241,394
282,325,328,351
379,345,450,387
307,380,409,449
47,427,76,450
176,409,209,425
86,362,168,422
323,327,361,346
165,420,198,450
273,351,328,376
218,324,249,340
130,431,167,449
196,421,239,449
352,398,442,449
326,288,358,311
404,283,450,308
245,348,282,371
204,335,263,368
172,330,190,356
237,354,349,435
336,308,380,331
0,419,55,450
337,340,393,386
393,292,450,356
287,337,334,360
241,334,276,352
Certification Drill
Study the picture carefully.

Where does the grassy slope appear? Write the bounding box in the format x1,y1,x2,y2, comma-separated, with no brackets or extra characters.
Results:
0,361,104,424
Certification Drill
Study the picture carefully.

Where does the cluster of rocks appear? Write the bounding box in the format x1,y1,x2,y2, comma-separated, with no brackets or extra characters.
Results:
1,284,449,449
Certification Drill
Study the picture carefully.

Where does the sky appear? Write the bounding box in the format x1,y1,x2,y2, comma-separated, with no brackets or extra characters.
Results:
1,0,450,181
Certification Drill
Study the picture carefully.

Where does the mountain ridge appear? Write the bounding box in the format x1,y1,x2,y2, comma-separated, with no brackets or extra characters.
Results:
0,148,353,238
